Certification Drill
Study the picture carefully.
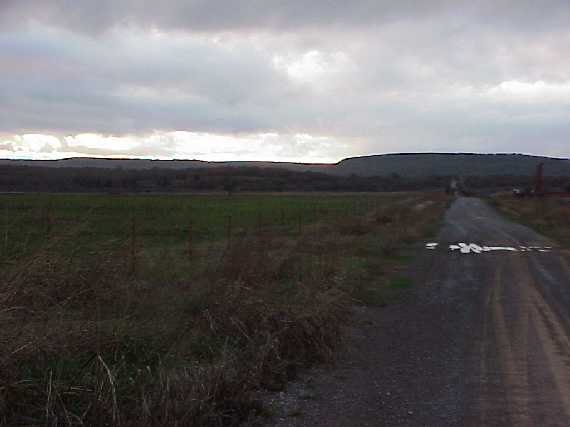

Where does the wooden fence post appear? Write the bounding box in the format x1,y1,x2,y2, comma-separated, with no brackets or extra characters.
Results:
257,212,262,234
44,204,53,238
187,220,193,260
129,215,137,276
3,204,8,253
226,215,232,243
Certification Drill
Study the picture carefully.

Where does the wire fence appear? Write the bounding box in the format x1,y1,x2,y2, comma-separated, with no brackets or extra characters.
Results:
0,194,387,267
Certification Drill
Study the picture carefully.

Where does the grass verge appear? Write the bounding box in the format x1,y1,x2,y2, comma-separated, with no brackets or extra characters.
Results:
489,193,570,249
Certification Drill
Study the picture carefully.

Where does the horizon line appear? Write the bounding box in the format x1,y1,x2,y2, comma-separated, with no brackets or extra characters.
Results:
0,151,569,165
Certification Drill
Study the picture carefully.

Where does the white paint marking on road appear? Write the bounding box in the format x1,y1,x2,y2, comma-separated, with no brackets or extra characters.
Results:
482,246,519,252
426,242,552,254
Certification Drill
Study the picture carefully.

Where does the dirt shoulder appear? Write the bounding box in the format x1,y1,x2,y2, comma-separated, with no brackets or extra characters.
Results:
261,249,464,426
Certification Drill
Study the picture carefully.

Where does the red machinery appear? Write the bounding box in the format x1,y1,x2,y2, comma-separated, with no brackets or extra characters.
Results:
514,162,570,198
533,162,570,197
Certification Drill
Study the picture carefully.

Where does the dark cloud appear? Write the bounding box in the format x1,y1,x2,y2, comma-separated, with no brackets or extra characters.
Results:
2,0,570,35
0,1,446,33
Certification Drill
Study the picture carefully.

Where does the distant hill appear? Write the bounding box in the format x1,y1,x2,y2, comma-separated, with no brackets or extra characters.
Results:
1,153,568,177
334,153,570,177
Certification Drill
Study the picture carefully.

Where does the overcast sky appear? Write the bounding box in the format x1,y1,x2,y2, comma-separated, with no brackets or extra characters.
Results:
1,0,569,162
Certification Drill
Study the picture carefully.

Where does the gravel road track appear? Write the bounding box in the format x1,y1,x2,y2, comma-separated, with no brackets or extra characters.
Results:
269,197,570,426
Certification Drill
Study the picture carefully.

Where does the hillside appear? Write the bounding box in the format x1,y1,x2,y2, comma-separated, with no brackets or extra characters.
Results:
0,153,568,177
334,153,570,177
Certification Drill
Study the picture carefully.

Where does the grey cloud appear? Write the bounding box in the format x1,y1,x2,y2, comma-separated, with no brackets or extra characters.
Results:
0,0,448,34
0,27,300,134
2,1,570,35
1,1,570,159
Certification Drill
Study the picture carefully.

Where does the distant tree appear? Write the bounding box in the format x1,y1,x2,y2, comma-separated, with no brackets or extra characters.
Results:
389,172,401,180
223,178,237,196
157,175,171,188
273,180,285,192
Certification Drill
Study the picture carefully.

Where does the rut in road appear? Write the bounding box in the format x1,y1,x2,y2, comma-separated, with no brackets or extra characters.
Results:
270,197,570,427
452,199,570,426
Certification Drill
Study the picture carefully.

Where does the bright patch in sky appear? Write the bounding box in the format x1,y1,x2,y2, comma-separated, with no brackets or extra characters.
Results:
65,134,140,151
273,50,354,85
487,80,570,101
1,134,62,155
0,132,347,163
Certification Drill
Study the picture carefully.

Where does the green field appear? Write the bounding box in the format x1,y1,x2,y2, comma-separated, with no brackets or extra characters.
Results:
0,192,449,426
0,193,393,263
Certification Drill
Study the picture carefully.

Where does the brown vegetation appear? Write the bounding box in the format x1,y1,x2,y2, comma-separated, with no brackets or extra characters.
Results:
0,193,448,426
490,194,570,249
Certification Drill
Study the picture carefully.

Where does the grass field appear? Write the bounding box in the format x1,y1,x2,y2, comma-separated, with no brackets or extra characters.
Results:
0,193,391,262
489,194,570,249
0,192,449,426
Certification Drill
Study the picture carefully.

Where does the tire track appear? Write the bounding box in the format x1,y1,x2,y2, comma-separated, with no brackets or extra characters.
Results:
268,198,570,426
474,239,570,425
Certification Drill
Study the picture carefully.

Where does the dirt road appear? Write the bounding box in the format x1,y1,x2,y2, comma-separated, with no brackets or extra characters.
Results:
270,197,570,426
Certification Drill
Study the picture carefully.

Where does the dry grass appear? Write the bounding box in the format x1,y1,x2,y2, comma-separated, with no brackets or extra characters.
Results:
490,194,570,248
0,193,449,426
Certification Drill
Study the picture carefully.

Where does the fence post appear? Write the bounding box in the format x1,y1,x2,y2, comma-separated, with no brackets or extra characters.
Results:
257,212,262,234
129,215,137,276
3,204,8,254
187,220,193,260
226,215,232,243
44,204,53,238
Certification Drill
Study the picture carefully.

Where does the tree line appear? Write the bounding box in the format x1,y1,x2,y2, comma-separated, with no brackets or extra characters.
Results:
0,165,568,194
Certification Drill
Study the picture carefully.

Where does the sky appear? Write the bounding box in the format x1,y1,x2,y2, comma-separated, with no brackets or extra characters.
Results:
1,0,569,162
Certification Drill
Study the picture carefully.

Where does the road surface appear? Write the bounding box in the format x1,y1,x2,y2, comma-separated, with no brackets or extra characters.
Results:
270,197,570,426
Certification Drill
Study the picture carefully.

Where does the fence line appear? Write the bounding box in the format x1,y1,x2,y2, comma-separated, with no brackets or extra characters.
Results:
0,195,382,267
